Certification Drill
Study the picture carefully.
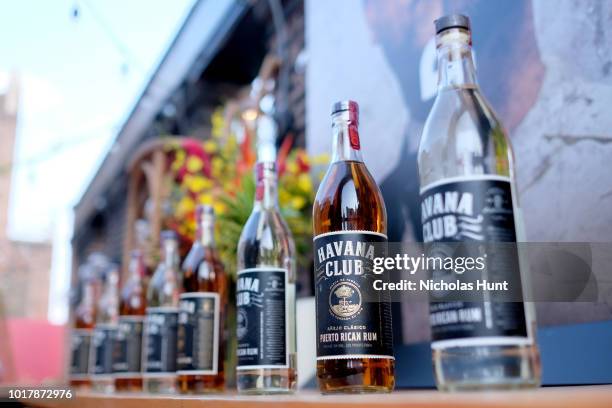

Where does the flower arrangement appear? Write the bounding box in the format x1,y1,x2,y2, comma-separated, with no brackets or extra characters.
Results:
163,108,328,275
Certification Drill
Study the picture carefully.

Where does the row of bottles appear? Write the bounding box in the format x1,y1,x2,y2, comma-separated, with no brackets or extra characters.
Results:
69,112,297,395
69,13,541,394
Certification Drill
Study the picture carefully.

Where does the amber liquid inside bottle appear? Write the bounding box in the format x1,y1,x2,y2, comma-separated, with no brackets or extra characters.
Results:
70,278,96,389
313,159,395,393
177,255,227,393
115,253,147,392
177,208,227,394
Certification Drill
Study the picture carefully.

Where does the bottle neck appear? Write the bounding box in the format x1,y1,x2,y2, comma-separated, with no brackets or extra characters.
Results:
254,162,278,210
128,251,145,281
82,282,95,307
436,28,477,90
197,217,215,248
162,240,179,272
331,111,363,163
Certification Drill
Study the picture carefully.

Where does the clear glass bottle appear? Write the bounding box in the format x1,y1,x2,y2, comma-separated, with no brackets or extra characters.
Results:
114,250,147,392
91,264,119,393
177,205,227,393
312,100,395,393
236,114,297,394
418,14,541,391
143,231,181,393
69,265,97,389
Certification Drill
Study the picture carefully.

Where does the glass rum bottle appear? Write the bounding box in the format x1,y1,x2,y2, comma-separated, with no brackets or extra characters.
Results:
417,14,541,391
177,205,227,393
236,114,297,394
143,231,181,393
312,100,395,393
114,250,147,392
91,264,120,393
69,266,97,389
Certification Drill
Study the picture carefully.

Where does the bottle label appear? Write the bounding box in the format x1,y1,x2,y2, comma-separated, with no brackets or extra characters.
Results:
113,316,144,376
177,292,220,375
313,231,394,360
69,329,92,378
92,324,116,377
236,268,288,369
420,176,529,346
143,307,179,375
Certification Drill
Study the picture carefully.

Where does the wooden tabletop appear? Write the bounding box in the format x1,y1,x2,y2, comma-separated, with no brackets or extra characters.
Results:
17,386,612,408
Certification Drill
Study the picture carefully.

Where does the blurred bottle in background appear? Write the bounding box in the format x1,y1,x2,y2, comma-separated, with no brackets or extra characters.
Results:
236,114,297,394
143,230,181,393
114,250,147,392
69,265,97,389
418,14,541,391
177,205,227,394
91,263,119,393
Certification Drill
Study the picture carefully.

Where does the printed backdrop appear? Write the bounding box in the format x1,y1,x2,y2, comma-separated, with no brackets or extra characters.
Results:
305,0,612,343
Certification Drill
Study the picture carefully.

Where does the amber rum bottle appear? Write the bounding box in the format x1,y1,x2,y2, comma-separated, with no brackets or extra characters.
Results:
177,205,227,393
91,264,120,393
69,266,97,389
114,250,147,391
143,231,181,393
312,100,395,393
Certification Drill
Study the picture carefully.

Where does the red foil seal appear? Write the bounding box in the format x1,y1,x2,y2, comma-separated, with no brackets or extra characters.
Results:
255,163,264,201
347,101,360,150
348,124,361,150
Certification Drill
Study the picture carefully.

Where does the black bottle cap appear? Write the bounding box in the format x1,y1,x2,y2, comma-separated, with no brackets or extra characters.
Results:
434,14,471,34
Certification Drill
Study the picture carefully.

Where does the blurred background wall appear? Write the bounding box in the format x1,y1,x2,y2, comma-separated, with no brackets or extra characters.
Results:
0,77,52,321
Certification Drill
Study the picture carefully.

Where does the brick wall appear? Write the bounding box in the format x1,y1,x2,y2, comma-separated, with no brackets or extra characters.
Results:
0,78,52,320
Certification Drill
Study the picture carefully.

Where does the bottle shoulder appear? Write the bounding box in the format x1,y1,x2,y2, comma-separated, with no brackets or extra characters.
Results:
182,244,226,293
313,161,387,235
239,208,295,245
419,87,514,185
237,208,296,272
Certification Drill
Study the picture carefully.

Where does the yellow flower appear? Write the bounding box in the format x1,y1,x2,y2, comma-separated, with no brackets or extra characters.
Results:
197,194,213,205
203,140,218,154
213,201,226,215
297,174,313,193
186,156,204,173
278,189,291,206
177,196,195,215
172,150,186,172
211,109,225,139
184,175,212,193
291,196,307,210
211,157,224,178
286,162,299,174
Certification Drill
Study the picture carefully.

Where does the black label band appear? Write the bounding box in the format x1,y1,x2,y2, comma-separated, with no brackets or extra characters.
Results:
177,292,220,375
92,325,116,376
236,268,288,369
420,177,529,345
69,329,92,378
314,231,394,360
143,307,179,374
113,316,144,376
